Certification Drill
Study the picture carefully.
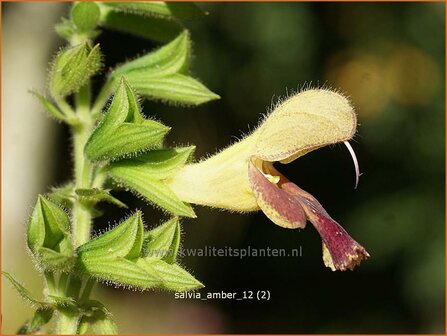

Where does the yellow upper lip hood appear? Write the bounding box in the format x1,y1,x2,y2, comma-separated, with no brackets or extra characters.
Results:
254,89,357,164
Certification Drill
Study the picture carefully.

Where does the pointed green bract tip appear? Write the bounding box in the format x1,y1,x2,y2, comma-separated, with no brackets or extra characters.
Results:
50,43,102,98
85,79,169,162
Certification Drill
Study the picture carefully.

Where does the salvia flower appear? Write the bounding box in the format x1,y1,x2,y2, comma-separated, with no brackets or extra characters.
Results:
168,89,369,271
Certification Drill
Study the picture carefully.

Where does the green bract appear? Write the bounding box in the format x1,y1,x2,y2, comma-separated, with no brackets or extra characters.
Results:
27,196,74,270
99,2,205,20
28,308,54,334
142,218,203,291
113,31,190,77
85,79,169,161
109,31,219,105
108,147,196,217
75,212,159,289
97,2,204,43
99,9,183,43
125,73,220,106
136,259,202,291
31,91,67,122
78,301,118,335
50,43,101,98
76,212,144,260
144,217,181,263
75,213,201,291
75,188,127,208
2,271,49,307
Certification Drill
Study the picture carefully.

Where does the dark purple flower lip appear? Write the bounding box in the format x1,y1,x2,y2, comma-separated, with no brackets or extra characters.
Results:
248,159,369,271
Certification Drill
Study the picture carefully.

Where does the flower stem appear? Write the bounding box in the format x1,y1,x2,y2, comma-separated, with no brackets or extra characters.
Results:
72,84,94,248
52,28,110,336
54,84,98,334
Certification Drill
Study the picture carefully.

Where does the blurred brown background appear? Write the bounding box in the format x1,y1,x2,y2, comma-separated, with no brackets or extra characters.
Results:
2,2,445,334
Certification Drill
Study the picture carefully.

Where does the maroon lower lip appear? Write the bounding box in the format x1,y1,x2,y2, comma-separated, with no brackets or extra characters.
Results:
248,160,307,229
294,194,370,271
250,161,369,271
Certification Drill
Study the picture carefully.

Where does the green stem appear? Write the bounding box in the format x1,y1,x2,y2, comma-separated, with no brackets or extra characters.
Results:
72,201,92,248
72,85,94,248
79,277,95,304
58,272,69,296
55,96,76,120
52,35,113,335
54,84,97,333
44,272,57,296
66,275,82,299
56,308,80,334
54,85,97,334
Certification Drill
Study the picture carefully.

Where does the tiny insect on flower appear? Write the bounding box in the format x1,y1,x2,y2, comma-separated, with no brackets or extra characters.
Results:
167,88,369,271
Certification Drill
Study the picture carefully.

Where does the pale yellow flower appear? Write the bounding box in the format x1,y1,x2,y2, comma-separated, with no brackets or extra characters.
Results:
168,89,369,271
